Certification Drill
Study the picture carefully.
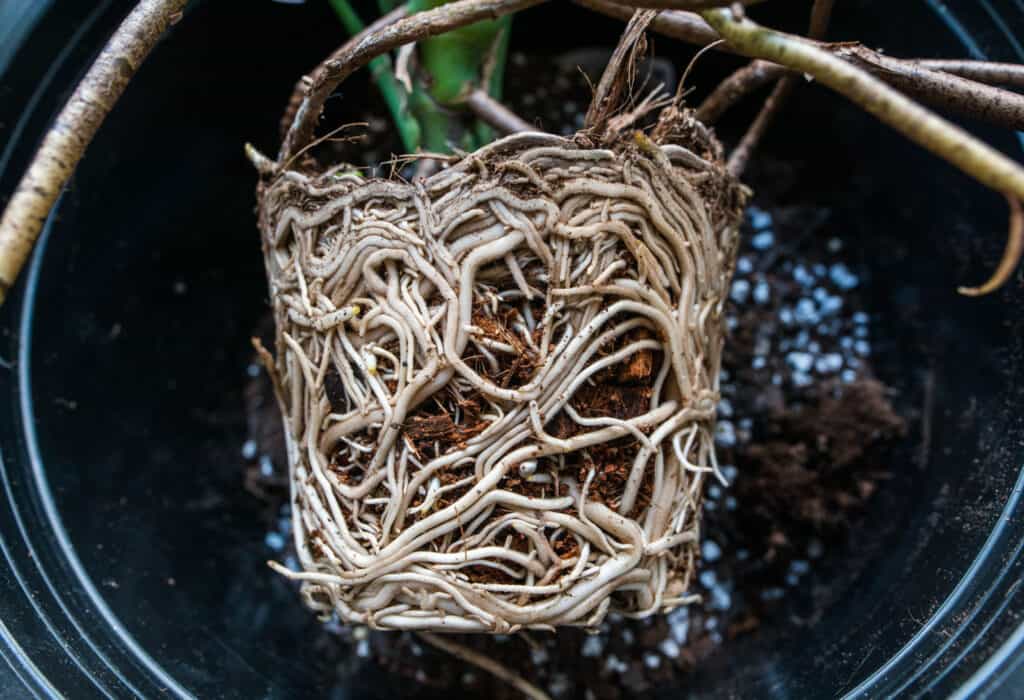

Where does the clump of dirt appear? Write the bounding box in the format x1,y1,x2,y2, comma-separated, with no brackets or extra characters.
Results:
739,378,903,530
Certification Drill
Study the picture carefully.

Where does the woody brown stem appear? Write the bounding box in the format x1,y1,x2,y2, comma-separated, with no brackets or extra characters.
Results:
588,2,1024,132
838,46,1024,132
695,60,784,123
585,9,658,131
0,0,187,305
702,7,1024,294
919,60,1024,89
574,0,721,46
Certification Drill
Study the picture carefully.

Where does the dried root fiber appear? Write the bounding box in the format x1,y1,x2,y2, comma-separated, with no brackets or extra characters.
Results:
256,113,747,633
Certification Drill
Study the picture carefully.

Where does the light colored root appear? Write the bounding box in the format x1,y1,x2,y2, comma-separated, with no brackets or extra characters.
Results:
418,631,552,700
0,0,187,305
959,195,1024,297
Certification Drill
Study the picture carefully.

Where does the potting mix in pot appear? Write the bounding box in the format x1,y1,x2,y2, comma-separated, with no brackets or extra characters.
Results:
4,0,1024,698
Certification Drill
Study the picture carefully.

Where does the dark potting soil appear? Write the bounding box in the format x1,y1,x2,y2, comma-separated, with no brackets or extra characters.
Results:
241,53,908,698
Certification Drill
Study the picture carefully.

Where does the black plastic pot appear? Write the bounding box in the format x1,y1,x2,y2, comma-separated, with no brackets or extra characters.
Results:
1,1,1024,698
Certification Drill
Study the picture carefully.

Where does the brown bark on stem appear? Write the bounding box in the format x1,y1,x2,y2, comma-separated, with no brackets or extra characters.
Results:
696,60,784,123
574,0,722,47
919,60,1024,89
281,5,409,140
839,46,1024,132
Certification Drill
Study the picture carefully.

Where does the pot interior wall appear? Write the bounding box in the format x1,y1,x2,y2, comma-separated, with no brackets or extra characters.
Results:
1,1,1023,698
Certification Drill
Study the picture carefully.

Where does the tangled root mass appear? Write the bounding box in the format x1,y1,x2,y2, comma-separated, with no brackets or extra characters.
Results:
257,116,747,632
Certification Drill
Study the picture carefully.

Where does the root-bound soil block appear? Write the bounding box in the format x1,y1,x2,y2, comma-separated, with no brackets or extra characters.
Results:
255,116,747,631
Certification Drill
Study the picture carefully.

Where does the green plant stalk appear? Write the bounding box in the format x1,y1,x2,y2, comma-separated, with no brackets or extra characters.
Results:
473,22,511,146
328,0,421,152
410,0,513,151
330,0,514,154
413,0,508,104
409,88,454,153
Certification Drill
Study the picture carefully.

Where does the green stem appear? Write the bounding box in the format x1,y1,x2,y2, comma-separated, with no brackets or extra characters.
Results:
473,21,511,145
328,0,421,152
411,0,513,150
329,0,516,154
410,89,454,153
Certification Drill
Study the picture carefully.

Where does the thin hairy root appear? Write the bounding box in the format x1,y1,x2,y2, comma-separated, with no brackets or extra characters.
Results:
0,0,186,306
726,76,793,177
958,196,1024,297
466,89,535,134
418,632,552,700
281,0,548,162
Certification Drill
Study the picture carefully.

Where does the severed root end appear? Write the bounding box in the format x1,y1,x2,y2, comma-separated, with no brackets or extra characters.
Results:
245,143,277,176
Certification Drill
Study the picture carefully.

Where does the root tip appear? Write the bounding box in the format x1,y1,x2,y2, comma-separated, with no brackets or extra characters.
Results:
245,142,276,175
